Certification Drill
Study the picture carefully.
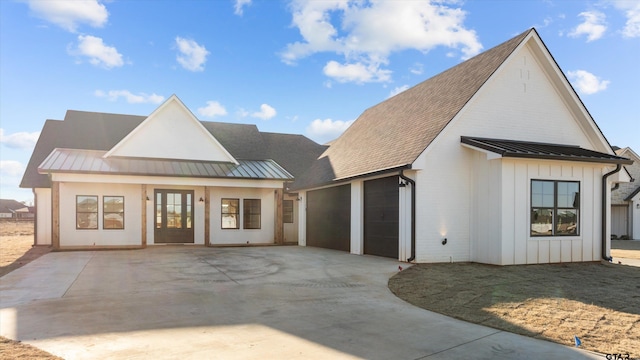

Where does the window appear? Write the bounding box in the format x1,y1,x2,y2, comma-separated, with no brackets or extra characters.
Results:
76,195,98,229
103,196,124,229
221,199,240,229
283,200,294,223
243,199,261,229
531,180,579,236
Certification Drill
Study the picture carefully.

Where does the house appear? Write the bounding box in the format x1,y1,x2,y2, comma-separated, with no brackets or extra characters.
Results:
20,96,325,249
291,28,633,265
611,147,640,240
0,199,33,219
21,28,633,264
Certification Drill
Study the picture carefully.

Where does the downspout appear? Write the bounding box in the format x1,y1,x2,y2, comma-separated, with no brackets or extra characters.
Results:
399,169,416,262
601,164,622,262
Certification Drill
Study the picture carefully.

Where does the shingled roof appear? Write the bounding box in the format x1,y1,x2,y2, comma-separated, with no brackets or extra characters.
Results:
21,110,324,188
291,28,534,190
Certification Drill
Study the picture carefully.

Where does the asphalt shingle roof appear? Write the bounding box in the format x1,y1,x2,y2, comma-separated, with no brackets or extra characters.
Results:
21,110,324,188
291,29,534,190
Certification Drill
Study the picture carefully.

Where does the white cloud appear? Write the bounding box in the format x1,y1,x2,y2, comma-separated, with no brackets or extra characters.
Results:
388,85,410,98
198,101,228,118
612,1,640,38
26,0,108,32
409,63,424,75
306,118,354,143
234,0,252,16
72,35,124,68
95,90,165,104
323,60,391,83
0,160,25,177
175,37,209,72
0,129,39,149
251,104,277,120
567,70,610,95
281,0,482,83
569,11,607,41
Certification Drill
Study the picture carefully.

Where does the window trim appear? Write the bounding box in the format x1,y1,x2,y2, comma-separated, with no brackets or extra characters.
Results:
76,195,98,230
103,196,125,230
530,179,580,237
243,199,261,229
221,198,240,229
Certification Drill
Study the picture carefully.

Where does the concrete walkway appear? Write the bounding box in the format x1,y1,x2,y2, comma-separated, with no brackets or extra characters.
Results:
1,247,601,359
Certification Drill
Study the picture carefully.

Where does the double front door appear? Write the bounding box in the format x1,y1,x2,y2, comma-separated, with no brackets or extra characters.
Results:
155,190,194,243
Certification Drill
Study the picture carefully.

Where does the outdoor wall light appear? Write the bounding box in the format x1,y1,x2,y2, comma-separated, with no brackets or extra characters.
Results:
399,180,407,188
199,197,204,203
146,196,150,201
637,203,640,209
442,237,448,245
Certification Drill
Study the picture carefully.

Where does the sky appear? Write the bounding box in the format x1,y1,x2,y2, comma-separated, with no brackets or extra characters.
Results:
1,0,639,204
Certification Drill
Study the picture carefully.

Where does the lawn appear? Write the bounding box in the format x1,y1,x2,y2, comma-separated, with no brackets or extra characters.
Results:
389,255,640,357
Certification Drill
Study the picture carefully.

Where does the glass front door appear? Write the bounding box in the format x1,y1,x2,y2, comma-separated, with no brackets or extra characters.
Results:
154,190,194,243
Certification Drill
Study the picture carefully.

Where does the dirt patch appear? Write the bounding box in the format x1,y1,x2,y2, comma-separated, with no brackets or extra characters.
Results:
0,221,51,278
612,240,640,260
389,261,640,357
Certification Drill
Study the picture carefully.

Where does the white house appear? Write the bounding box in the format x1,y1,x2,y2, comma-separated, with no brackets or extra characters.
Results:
21,95,325,250
22,28,633,264
611,147,640,240
291,28,633,265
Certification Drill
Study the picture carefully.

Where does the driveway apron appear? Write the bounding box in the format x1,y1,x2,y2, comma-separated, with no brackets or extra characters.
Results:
1,247,601,359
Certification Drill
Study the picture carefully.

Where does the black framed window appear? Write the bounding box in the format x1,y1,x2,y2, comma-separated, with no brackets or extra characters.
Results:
103,196,124,229
531,180,579,236
283,200,294,223
222,198,240,229
76,195,98,229
243,199,261,229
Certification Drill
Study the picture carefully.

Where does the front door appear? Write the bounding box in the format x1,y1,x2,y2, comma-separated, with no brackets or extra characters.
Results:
155,190,194,243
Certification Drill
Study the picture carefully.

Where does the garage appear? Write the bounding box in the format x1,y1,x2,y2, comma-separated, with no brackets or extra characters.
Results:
364,176,399,258
306,184,351,251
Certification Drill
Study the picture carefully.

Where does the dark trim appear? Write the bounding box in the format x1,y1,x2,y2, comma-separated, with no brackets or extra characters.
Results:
221,198,240,229
293,164,412,192
461,136,633,165
624,186,640,202
602,165,622,261
399,170,416,262
103,195,125,230
76,195,99,230
529,180,580,237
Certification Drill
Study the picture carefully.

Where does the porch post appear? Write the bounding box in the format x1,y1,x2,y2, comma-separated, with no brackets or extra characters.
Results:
204,186,210,246
141,184,147,247
274,188,283,244
51,181,60,250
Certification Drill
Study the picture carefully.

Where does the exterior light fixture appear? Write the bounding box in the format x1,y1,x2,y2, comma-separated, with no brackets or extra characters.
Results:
199,197,204,203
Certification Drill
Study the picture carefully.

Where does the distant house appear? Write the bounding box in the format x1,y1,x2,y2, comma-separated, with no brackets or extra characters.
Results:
611,147,640,240
21,28,633,264
291,28,633,265
0,199,33,219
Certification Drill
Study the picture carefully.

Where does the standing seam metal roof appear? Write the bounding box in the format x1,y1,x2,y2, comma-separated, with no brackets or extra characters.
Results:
38,149,294,180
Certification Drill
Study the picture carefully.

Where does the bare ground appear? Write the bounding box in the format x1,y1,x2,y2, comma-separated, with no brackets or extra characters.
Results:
389,259,640,357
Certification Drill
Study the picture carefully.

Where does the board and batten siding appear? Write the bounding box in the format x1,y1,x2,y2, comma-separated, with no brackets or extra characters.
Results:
408,40,614,264
476,158,606,265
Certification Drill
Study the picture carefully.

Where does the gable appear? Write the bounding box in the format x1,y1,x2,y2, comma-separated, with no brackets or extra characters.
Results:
105,95,238,164
435,39,606,154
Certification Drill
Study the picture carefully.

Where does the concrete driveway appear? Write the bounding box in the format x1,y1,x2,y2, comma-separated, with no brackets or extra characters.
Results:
1,246,600,359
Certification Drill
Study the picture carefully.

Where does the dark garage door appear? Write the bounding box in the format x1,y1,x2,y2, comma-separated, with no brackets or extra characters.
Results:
306,184,351,252
364,176,399,258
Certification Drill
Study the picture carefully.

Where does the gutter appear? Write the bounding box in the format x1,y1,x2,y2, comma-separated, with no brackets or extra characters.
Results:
601,164,622,261
399,169,416,262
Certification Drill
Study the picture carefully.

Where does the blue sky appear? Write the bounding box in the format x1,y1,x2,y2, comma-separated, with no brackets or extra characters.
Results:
1,0,639,203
